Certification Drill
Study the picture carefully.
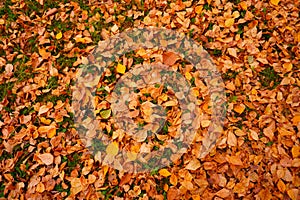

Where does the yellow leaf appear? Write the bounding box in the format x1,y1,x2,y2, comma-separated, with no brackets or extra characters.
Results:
40,117,51,125
185,71,192,80
159,169,171,177
228,48,237,58
192,88,199,97
225,18,234,27
56,31,62,40
270,0,279,6
126,151,137,161
106,142,119,156
100,109,111,119
201,120,211,128
195,5,203,14
116,63,126,74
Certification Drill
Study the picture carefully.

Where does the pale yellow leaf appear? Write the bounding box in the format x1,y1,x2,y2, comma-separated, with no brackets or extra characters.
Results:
186,158,201,170
106,142,119,156
228,48,237,58
38,153,54,165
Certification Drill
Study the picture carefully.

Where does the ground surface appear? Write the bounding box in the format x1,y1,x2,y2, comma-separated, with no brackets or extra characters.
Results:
0,0,299,199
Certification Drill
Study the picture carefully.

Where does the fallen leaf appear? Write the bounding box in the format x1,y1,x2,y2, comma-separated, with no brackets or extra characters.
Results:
106,142,119,156
47,127,56,138
228,48,237,58
56,31,63,40
163,52,179,66
277,179,286,192
116,63,126,74
234,104,245,114
38,48,51,60
159,169,171,177
38,153,54,165
201,120,211,128
283,62,293,72
100,109,111,119
270,0,280,6
292,115,300,125
225,18,234,27
215,188,230,198
185,158,201,170
36,182,45,193
226,155,243,165
287,189,299,200
227,131,237,146
292,146,300,158
170,174,178,186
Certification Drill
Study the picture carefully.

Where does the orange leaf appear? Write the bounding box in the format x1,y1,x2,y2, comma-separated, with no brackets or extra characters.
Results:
170,174,178,186
215,188,230,198
38,48,51,60
292,115,300,125
226,155,243,165
234,104,245,114
227,131,237,146
159,169,171,177
277,179,286,192
163,52,179,66
292,146,300,158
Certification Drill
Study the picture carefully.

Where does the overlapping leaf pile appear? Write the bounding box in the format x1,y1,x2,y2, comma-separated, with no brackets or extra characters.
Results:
0,0,299,199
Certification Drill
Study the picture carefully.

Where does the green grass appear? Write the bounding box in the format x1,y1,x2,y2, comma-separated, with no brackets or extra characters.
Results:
259,67,282,89
0,82,14,102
